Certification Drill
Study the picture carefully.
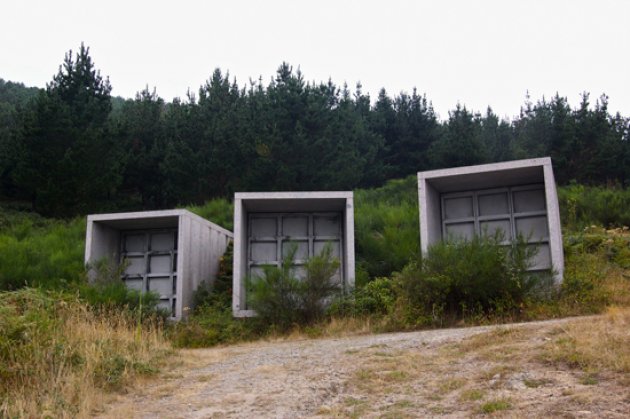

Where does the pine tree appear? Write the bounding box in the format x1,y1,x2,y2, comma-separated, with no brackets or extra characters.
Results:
14,44,122,216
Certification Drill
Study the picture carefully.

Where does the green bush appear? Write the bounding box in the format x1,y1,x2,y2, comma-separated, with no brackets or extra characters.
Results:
558,183,630,229
171,245,254,348
558,230,617,312
354,176,420,281
328,277,396,317
395,235,552,325
169,302,255,348
248,244,341,330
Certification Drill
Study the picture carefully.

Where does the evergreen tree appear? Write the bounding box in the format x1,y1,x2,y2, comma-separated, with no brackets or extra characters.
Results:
116,87,166,208
429,105,486,168
14,44,122,216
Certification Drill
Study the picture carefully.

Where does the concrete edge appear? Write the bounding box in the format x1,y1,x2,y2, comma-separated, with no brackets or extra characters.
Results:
234,191,353,200
417,157,552,180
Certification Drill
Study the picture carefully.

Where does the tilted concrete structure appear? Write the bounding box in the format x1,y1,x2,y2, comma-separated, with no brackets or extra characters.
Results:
232,191,355,317
85,209,232,319
418,157,564,282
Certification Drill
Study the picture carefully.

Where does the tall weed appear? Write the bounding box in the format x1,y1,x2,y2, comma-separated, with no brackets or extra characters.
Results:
0,288,171,418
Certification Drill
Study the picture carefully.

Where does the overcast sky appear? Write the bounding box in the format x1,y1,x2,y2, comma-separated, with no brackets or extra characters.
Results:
1,0,628,120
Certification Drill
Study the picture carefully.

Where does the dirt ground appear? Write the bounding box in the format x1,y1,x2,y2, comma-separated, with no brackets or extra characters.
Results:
99,316,630,418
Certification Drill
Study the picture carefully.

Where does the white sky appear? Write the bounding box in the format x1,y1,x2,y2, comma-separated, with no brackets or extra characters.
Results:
1,0,628,120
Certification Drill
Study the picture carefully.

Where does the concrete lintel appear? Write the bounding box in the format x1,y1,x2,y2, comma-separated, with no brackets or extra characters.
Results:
87,209,232,238
418,157,552,181
235,191,353,200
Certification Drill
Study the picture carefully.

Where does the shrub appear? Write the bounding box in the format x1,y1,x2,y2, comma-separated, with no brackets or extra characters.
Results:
329,277,397,317
248,244,341,330
168,302,255,348
395,234,552,325
169,243,255,348
558,183,630,229
354,176,420,282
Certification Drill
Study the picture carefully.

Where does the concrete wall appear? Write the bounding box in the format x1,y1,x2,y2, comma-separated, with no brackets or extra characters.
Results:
85,209,232,320
84,221,120,278
418,157,564,282
232,191,355,317
178,211,232,316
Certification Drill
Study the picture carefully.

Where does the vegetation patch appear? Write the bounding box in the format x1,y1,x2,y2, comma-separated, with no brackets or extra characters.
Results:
479,398,512,414
0,288,171,418
542,307,630,374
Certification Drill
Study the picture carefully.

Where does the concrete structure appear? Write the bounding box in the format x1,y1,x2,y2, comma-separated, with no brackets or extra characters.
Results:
85,209,232,320
232,192,355,317
417,157,564,282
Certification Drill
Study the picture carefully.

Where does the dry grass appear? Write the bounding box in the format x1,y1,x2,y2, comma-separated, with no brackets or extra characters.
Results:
328,311,630,417
0,289,172,418
543,306,630,373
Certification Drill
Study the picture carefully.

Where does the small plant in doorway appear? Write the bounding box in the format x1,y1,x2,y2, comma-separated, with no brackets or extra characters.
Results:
247,243,341,330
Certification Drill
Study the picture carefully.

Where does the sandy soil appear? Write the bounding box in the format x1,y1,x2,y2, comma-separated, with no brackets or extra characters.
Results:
99,316,629,418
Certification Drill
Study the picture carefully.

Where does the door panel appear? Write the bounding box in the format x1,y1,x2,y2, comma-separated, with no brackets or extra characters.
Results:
120,229,178,317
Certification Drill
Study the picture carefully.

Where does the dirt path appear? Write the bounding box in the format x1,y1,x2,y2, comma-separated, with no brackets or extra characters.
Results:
100,317,629,418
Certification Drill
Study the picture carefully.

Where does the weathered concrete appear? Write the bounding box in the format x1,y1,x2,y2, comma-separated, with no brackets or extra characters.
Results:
85,209,232,320
232,192,355,317
418,157,564,282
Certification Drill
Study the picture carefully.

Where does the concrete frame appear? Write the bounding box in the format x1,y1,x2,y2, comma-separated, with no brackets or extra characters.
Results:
232,191,355,317
417,157,564,282
85,209,232,320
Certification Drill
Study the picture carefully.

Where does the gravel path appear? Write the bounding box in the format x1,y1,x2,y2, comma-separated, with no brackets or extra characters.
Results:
100,317,597,418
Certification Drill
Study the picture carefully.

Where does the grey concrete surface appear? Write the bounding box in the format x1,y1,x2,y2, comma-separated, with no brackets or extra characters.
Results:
85,209,232,319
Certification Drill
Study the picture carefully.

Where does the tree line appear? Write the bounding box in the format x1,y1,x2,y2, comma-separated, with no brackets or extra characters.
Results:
1,45,628,217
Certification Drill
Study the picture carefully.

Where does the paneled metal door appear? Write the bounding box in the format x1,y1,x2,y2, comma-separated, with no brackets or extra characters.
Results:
441,184,551,271
247,212,343,308
120,229,178,316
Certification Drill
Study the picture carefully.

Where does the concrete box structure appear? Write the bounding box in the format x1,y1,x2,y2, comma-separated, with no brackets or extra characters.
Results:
232,192,355,317
85,209,232,320
417,157,564,281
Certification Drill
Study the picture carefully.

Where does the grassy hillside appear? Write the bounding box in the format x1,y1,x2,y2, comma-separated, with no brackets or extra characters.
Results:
1,181,629,415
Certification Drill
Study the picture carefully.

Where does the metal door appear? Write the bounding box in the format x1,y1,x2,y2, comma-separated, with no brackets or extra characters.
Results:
441,184,551,271
120,229,178,316
247,212,343,307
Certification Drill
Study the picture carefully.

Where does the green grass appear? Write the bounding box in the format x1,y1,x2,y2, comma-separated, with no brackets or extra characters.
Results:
186,198,234,231
0,207,85,290
479,398,511,414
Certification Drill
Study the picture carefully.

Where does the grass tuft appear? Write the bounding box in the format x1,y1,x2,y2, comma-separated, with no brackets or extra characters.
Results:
479,398,512,414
